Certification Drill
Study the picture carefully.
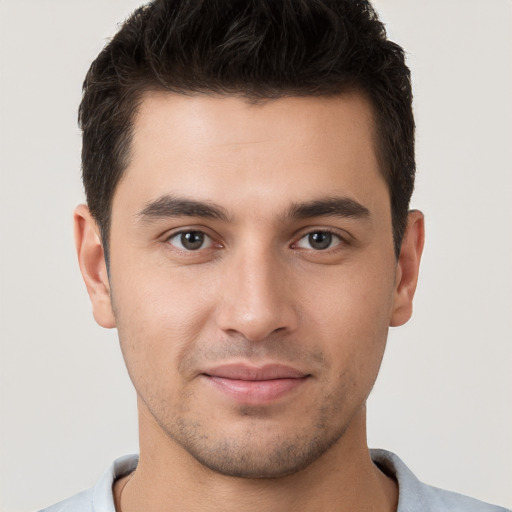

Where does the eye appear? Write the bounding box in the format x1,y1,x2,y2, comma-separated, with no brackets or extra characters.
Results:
295,231,343,251
167,231,213,251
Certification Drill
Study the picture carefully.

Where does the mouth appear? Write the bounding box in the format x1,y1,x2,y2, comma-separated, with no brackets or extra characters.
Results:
201,363,311,404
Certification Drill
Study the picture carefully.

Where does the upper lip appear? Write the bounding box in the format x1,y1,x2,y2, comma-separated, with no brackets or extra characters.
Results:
203,363,309,381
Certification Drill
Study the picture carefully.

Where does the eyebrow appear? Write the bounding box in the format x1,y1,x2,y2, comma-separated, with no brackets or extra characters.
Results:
287,197,370,221
137,195,230,222
136,195,370,224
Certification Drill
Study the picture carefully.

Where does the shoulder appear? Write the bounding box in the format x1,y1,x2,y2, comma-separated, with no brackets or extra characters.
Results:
37,454,139,512
38,488,93,512
371,449,510,512
421,484,511,512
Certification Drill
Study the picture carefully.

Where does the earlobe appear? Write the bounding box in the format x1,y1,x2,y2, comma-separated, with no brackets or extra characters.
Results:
74,204,116,329
390,210,425,327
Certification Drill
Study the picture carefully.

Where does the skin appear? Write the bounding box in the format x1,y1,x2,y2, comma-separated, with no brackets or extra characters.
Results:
75,92,424,511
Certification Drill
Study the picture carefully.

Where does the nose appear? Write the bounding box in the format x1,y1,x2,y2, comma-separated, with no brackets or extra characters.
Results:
215,246,299,342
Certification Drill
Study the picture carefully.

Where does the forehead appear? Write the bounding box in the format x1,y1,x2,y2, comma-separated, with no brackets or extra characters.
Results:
115,91,387,218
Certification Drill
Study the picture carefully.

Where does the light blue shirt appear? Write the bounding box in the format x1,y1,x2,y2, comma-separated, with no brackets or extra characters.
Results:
39,450,510,511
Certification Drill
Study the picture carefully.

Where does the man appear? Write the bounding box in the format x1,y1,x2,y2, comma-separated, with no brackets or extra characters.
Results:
39,1,509,511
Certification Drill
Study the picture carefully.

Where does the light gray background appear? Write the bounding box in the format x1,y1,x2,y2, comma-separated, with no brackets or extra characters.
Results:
1,1,511,511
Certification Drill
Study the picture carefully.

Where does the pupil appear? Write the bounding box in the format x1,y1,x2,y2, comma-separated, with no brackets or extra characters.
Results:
309,232,331,250
181,231,204,250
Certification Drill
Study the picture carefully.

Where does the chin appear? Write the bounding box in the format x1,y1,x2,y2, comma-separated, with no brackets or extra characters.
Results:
169,421,348,479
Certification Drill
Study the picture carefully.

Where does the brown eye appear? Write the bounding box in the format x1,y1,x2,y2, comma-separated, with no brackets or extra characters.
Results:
296,231,342,251
168,231,212,251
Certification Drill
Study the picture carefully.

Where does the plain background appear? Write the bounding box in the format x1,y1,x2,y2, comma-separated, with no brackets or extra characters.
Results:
1,1,511,510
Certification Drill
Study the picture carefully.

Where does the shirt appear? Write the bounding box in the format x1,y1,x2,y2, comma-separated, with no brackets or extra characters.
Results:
39,449,511,511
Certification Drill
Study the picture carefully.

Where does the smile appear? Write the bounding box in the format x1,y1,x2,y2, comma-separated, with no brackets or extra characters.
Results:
202,364,311,404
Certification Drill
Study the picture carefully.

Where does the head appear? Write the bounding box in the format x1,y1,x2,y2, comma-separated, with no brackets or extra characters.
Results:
79,0,415,264
75,0,423,480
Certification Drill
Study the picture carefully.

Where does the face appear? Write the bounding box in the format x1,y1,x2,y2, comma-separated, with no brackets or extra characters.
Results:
77,92,423,478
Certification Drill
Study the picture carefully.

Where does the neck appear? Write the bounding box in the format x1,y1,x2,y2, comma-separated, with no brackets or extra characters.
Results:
115,401,397,512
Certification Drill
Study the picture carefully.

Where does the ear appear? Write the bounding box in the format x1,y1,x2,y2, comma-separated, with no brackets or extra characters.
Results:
74,204,116,328
390,210,425,327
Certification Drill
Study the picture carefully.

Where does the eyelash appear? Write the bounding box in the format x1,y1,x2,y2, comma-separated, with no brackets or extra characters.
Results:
292,229,346,252
165,228,348,255
166,230,218,252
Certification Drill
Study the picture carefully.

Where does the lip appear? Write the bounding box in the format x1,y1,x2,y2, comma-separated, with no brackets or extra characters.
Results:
202,363,310,404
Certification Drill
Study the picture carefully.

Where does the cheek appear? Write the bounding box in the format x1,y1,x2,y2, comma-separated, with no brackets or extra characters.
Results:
303,258,395,384
110,263,218,391
305,256,395,336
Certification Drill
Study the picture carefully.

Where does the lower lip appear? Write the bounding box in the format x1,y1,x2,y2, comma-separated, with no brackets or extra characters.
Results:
205,375,308,404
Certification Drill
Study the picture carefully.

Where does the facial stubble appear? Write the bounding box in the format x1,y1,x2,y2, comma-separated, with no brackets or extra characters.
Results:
114,294,387,480
137,363,367,479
